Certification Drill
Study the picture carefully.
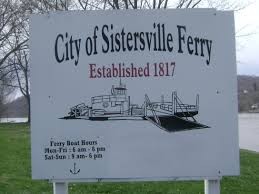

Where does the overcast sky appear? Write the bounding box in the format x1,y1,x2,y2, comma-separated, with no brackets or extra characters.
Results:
235,0,259,75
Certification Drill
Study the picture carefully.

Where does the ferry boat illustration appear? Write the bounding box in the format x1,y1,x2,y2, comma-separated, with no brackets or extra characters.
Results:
60,81,209,132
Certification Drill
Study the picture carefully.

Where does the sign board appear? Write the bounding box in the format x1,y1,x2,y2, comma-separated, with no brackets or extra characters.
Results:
30,9,239,180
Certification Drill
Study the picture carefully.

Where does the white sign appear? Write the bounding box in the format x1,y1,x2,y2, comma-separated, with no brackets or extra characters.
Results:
30,9,239,180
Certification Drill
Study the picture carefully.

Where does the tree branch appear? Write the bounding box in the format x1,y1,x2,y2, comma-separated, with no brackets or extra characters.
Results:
0,38,28,67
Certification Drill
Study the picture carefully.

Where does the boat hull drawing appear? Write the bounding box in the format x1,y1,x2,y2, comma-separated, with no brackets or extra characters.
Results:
60,81,209,132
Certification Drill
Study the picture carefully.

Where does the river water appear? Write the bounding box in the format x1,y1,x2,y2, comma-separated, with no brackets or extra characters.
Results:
239,113,259,152
0,114,259,152
0,117,28,123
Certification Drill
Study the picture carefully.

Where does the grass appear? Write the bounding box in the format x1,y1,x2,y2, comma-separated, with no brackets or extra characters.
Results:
0,123,259,194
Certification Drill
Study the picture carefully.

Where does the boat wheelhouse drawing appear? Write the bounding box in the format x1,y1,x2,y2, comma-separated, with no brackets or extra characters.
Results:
60,81,209,132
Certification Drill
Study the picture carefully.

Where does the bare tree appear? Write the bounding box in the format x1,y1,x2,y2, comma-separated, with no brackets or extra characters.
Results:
0,80,6,118
6,49,30,122
0,74,14,118
0,0,29,121
0,0,28,67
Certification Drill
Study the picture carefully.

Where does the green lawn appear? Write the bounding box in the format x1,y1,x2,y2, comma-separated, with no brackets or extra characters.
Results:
0,123,259,194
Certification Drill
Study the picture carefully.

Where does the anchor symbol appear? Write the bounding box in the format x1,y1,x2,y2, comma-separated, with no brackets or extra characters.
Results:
70,162,80,175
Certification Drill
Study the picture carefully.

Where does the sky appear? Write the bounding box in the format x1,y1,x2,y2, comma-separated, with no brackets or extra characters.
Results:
235,0,259,75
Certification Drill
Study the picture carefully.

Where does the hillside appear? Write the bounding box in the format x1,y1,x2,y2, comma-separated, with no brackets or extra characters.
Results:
1,75,259,117
2,96,28,118
238,75,259,112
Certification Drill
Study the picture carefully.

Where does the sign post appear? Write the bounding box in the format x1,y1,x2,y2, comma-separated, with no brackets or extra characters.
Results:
205,179,221,194
53,182,68,194
30,9,239,193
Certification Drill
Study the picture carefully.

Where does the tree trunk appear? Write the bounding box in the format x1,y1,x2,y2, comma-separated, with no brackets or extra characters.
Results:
26,95,30,123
